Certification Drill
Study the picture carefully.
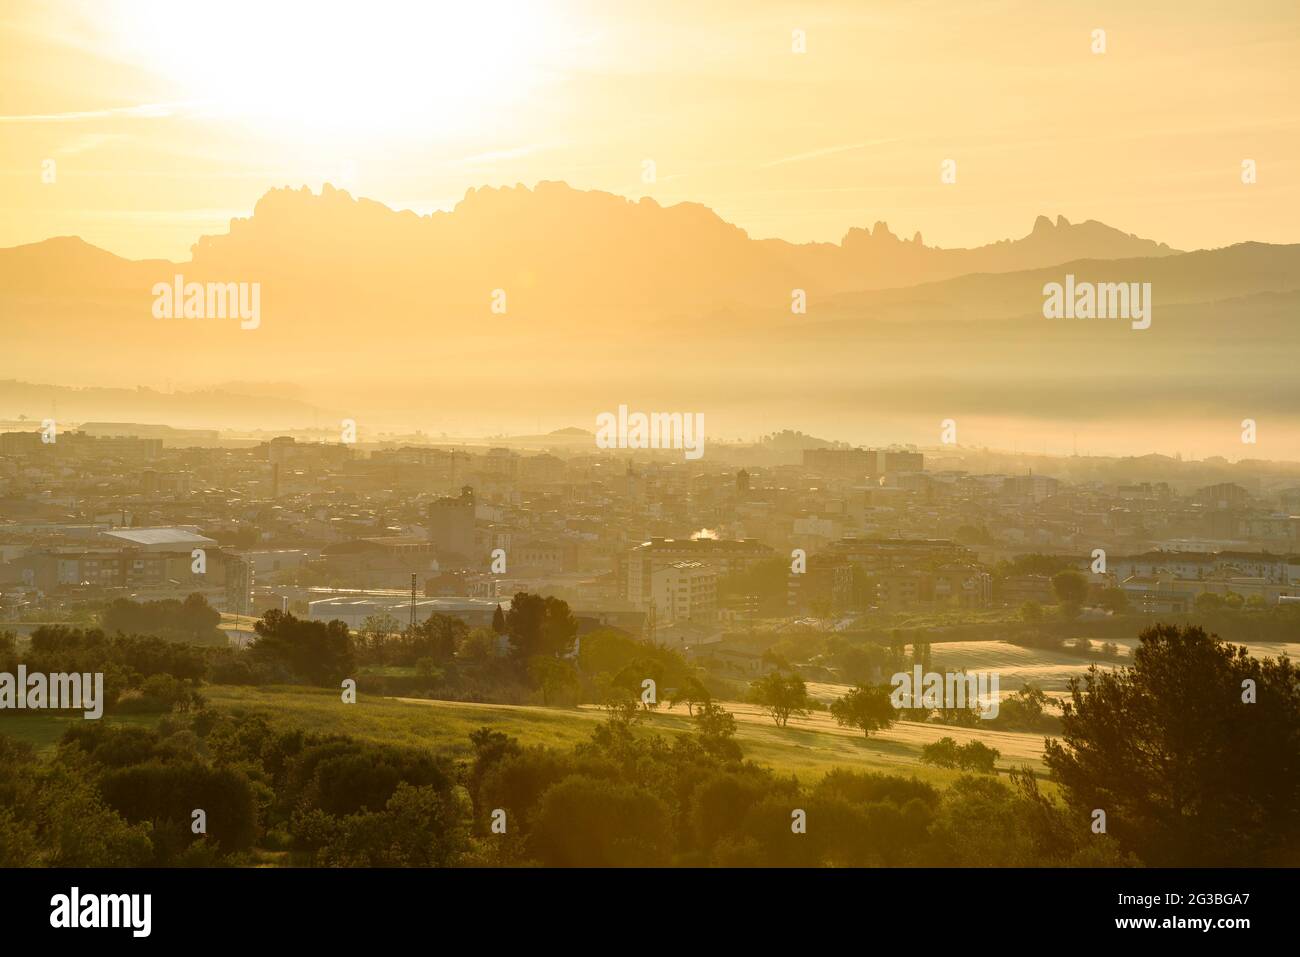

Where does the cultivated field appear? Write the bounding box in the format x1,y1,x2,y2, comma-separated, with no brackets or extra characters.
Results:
927,639,1123,697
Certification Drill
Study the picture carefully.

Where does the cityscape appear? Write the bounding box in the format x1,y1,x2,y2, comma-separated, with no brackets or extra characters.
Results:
0,0,1296,937
4,429,1300,640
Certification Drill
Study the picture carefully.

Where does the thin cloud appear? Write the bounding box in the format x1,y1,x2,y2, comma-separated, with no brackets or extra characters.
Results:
53,133,128,155
450,144,552,166
759,139,901,169
0,101,193,123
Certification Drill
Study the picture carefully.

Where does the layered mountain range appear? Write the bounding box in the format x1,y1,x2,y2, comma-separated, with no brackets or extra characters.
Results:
2,181,1182,309
1,182,1297,449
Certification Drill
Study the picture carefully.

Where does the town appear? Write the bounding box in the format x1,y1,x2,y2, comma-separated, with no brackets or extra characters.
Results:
3,422,1297,661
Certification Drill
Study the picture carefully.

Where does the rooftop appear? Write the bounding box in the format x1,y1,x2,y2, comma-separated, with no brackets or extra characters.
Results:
102,527,216,547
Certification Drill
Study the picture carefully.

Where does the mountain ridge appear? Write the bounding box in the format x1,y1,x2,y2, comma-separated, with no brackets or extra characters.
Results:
2,181,1182,307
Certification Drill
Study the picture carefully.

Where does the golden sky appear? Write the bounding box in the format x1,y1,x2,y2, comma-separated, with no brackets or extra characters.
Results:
2,0,1297,261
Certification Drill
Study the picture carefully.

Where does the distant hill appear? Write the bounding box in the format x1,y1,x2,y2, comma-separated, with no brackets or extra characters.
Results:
0,183,1296,448
817,242,1300,322
0,182,1178,311
176,182,1177,305
0,380,329,433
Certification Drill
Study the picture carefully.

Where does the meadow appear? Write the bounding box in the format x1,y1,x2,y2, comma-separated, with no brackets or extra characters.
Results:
0,683,1052,789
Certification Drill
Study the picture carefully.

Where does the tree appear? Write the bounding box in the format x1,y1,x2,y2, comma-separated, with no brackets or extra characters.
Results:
824,637,895,686
359,613,401,653
466,727,522,808
689,770,770,851
492,604,507,634
577,629,643,675
1051,570,1088,608
992,683,1053,731
179,593,222,639
1020,601,1044,623
294,782,470,867
413,657,443,682
761,649,792,672
830,684,896,738
17,763,153,866
137,673,202,712
361,781,469,866
921,738,998,774
668,675,710,715
403,613,466,665
1099,587,1129,614
693,702,742,761
249,609,354,686
955,740,1000,774
527,655,580,706
612,657,666,710
101,594,224,644
1044,623,1300,866
99,761,258,856
749,672,811,728
458,627,499,662
920,736,961,768
504,592,577,661
530,776,672,867
1194,591,1224,613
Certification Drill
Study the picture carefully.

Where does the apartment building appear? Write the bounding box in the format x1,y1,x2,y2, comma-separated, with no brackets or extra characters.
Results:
649,560,717,625
625,537,773,606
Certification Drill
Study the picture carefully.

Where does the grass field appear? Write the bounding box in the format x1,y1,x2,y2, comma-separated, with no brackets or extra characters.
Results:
1,684,1053,787
203,685,1049,784
928,639,1123,695
0,711,162,750
1238,639,1300,661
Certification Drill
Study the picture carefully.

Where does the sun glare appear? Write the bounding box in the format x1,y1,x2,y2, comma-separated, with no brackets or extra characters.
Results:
108,0,549,140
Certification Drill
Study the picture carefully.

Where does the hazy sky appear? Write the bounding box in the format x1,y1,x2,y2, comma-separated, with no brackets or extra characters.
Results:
1,0,1297,260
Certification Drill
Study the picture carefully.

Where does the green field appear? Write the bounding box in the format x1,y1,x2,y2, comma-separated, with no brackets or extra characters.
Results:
0,711,162,750
1,684,1053,788
211,685,1052,783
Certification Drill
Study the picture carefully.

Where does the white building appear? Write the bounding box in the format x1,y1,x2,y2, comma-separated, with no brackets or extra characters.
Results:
649,560,717,626
626,537,772,606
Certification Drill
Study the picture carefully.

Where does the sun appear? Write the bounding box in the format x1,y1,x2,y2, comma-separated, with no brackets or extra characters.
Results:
107,0,552,141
